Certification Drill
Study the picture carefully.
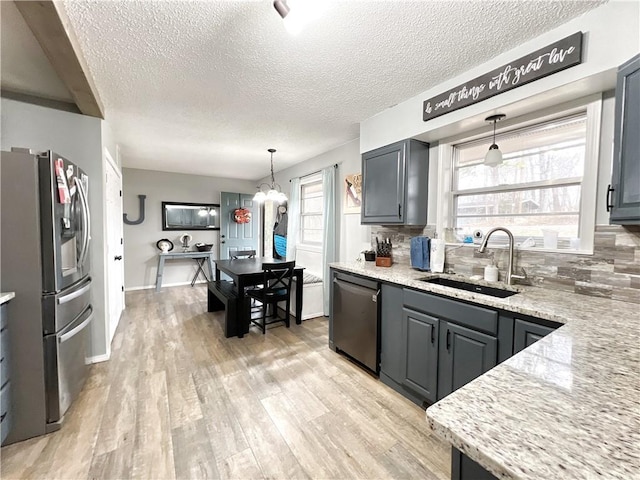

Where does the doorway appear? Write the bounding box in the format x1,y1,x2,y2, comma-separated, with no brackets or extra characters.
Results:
219,192,261,259
105,150,124,346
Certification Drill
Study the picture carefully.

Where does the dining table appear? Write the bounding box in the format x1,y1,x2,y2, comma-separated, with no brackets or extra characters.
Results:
214,257,305,337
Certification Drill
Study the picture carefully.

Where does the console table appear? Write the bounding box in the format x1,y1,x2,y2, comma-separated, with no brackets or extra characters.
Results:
155,251,215,292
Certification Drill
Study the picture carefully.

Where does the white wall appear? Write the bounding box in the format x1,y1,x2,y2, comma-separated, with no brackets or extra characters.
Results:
361,1,639,153
122,168,254,289
1,97,110,358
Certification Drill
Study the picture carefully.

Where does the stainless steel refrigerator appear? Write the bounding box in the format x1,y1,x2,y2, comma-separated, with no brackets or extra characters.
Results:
1,148,93,444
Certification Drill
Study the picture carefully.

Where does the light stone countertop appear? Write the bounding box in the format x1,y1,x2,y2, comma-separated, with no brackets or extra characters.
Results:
0,292,15,305
330,261,640,480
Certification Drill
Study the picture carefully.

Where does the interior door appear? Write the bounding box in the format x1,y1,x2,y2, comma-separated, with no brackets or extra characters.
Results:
220,192,261,259
105,154,124,344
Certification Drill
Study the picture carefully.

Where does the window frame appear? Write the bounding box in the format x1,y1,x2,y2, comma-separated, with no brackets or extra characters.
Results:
436,94,602,254
298,172,324,250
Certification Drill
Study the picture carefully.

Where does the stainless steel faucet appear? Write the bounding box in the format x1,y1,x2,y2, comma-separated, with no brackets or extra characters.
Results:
477,227,526,285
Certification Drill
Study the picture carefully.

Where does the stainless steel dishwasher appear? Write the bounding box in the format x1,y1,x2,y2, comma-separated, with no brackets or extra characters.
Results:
331,271,380,373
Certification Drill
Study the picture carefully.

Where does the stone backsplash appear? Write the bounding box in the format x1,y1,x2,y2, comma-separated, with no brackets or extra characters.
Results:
370,224,640,304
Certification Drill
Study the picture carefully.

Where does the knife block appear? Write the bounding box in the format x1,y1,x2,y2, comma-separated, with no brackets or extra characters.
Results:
375,256,393,267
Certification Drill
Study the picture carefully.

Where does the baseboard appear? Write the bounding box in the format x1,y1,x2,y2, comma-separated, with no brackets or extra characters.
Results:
125,280,207,292
87,352,110,364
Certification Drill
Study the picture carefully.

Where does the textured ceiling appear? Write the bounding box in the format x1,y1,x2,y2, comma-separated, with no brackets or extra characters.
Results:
57,0,605,180
0,1,74,102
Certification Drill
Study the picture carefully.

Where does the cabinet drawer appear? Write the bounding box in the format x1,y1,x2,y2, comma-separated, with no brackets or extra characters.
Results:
403,289,498,335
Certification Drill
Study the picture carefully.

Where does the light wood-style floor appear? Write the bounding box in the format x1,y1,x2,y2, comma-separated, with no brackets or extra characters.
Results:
0,285,450,479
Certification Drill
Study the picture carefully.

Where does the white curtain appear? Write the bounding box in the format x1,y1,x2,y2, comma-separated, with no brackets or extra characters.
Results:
321,165,336,316
286,177,301,261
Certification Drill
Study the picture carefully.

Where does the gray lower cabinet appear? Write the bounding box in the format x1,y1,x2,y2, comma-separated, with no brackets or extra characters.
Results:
452,448,498,480
513,318,556,354
437,321,498,400
0,303,11,445
402,308,438,403
380,284,404,382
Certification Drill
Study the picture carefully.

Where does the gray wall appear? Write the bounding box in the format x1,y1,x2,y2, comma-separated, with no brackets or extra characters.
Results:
258,139,371,263
0,97,109,358
122,168,254,289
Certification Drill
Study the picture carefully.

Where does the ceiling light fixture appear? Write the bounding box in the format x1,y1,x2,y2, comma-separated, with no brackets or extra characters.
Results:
253,149,287,204
273,0,325,35
484,114,506,167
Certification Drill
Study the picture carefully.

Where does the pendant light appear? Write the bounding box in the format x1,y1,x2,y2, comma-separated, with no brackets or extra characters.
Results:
484,114,506,167
253,149,287,204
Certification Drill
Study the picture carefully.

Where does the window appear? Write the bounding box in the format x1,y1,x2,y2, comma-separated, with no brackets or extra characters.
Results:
300,174,323,245
444,98,601,252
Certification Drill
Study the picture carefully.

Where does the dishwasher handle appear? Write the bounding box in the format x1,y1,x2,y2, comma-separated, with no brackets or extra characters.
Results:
333,277,378,302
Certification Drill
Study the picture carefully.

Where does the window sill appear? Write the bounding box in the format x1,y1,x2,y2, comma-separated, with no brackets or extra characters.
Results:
444,242,594,256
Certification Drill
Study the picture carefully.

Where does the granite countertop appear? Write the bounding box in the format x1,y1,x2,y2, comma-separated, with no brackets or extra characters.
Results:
0,292,15,305
330,262,640,480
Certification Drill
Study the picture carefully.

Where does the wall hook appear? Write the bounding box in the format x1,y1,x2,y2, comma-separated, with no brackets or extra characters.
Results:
123,194,146,225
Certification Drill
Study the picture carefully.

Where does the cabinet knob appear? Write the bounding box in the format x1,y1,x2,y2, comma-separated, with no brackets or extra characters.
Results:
114,255,122,261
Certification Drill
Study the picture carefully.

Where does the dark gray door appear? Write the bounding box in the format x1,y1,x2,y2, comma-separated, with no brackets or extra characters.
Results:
380,284,404,383
513,318,555,354
438,322,497,400
220,192,260,260
361,141,405,224
402,308,439,403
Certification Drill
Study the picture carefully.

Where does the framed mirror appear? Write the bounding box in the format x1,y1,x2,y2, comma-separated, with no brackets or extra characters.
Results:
162,201,220,231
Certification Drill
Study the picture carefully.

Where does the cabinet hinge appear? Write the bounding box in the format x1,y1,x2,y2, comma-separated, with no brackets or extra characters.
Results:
121,286,124,292
119,190,122,197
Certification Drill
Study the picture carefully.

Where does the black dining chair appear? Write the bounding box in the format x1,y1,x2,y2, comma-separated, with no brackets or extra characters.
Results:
246,261,296,334
230,249,256,259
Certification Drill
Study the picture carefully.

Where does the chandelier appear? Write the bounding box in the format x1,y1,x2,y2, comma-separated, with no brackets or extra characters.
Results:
253,148,287,204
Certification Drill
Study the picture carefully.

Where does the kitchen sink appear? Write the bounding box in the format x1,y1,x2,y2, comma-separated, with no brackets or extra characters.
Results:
420,277,519,298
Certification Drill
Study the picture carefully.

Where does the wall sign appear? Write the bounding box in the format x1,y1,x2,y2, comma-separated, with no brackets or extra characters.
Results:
423,32,583,122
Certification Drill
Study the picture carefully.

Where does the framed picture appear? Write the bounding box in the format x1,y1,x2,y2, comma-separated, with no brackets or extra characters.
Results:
344,173,362,214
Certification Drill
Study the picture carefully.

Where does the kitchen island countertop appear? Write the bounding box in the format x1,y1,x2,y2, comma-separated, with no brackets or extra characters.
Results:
330,261,640,480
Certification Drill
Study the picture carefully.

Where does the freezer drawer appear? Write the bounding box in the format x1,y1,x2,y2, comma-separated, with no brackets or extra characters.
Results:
44,305,93,423
332,275,380,372
42,277,91,335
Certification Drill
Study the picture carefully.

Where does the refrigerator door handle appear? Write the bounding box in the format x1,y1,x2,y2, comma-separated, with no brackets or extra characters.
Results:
76,179,91,266
59,311,94,344
57,281,91,305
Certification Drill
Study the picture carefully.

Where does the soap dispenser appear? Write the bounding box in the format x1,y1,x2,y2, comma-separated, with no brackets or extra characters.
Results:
484,261,499,282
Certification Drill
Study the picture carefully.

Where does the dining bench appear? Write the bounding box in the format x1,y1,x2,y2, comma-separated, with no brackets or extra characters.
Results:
207,281,248,338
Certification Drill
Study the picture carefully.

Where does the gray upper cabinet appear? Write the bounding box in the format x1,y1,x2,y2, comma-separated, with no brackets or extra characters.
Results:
609,54,640,225
361,139,429,225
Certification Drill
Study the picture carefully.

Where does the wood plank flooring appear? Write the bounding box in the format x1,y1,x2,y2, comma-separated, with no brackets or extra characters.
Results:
0,285,450,479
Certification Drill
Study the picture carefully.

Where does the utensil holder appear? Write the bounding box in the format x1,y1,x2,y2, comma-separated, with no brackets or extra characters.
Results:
375,256,393,267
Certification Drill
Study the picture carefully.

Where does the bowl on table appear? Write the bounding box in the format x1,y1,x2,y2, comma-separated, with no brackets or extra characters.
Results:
195,243,214,252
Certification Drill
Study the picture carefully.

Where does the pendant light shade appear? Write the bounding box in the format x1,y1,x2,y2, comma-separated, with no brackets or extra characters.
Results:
484,114,506,167
253,149,287,204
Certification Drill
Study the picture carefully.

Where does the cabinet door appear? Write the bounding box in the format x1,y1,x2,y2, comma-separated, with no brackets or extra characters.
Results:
438,322,497,400
610,54,640,224
513,318,555,354
380,284,404,383
402,308,439,403
361,141,406,224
